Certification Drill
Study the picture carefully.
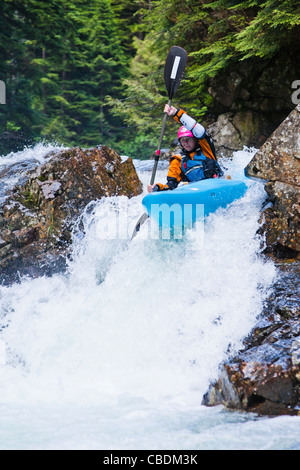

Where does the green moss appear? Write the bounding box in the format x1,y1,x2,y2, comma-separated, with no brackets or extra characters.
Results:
37,173,49,182
21,187,39,209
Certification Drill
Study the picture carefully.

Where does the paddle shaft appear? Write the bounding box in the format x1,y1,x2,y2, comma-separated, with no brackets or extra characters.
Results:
150,98,172,185
131,46,187,240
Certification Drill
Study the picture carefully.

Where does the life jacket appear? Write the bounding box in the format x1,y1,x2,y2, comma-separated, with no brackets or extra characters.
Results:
181,150,222,182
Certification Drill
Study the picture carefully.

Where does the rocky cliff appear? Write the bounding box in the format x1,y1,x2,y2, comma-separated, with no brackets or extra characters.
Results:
207,51,300,157
0,145,142,284
245,104,300,259
202,260,300,416
202,105,300,416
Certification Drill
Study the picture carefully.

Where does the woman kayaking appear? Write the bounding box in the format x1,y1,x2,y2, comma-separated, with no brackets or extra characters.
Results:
147,104,223,193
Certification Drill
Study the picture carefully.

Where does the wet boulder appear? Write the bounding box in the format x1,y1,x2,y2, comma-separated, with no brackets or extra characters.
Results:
0,145,142,284
203,106,300,417
207,111,267,157
202,261,300,416
245,104,300,259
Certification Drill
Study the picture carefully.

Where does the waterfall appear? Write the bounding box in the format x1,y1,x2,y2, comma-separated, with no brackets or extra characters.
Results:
0,145,299,450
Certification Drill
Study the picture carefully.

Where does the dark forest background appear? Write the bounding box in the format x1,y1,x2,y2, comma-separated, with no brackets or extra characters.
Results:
0,0,299,157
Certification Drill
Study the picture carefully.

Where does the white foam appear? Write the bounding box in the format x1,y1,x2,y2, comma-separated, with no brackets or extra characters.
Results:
0,145,297,450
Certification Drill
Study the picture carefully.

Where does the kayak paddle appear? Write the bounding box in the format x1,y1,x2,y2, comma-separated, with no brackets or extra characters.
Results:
131,46,188,240
150,45,188,185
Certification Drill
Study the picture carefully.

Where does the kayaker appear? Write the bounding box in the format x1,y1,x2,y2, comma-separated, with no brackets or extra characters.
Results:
147,105,223,192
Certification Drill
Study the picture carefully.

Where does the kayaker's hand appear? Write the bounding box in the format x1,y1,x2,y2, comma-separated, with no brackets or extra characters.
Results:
164,104,177,116
147,184,157,193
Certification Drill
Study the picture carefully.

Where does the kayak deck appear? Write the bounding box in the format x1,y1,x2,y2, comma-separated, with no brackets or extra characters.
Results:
142,178,248,228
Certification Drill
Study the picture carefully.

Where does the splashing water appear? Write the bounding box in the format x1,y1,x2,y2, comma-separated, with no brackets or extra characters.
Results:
0,141,68,204
0,145,299,450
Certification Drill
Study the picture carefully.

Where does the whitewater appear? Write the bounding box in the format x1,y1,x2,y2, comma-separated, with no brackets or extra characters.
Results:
0,143,299,450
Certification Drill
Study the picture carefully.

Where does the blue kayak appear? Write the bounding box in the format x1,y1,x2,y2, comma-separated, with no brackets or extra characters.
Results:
142,178,248,229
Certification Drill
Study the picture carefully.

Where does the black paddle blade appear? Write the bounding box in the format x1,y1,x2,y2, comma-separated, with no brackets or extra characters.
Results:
164,46,188,100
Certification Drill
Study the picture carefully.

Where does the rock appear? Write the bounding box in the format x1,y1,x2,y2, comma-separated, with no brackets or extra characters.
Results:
202,261,300,416
207,50,299,150
207,111,265,157
202,105,300,416
0,145,142,284
207,113,241,156
245,106,300,185
245,104,300,258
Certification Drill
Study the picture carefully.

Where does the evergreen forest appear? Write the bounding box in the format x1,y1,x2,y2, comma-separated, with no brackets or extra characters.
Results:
0,0,299,157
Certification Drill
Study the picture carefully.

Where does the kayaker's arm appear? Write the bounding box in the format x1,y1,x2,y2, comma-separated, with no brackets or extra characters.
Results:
169,106,217,161
164,105,205,139
173,108,206,140
147,155,182,192
156,177,179,192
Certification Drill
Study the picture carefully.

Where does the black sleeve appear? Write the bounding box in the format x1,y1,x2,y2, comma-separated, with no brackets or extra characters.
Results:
156,177,179,191
166,176,179,190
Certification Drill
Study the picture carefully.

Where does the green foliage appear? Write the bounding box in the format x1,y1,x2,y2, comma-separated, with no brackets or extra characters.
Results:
0,0,299,157
110,0,299,156
0,0,130,154
203,0,300,60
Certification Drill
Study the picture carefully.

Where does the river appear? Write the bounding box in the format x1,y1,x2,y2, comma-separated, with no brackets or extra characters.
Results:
0,144,299,450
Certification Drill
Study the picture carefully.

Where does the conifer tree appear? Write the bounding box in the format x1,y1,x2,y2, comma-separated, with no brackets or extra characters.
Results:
0,0,130,154
108,0,300,156
1,0,299,157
